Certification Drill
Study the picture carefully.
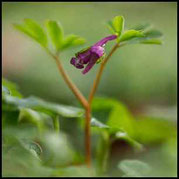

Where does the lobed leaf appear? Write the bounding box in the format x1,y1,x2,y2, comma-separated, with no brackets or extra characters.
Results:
119,29,145,42
132,23,151,31
14,19,48,47
108,16,124,36
144,29,163,38
140,38,163,45
46,20,64,52
61,34,86,50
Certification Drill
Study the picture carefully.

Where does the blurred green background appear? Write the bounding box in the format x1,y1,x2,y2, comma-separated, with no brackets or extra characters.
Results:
2,2,177,113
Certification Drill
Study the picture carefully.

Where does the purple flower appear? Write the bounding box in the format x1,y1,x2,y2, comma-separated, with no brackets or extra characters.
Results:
70,35,117,74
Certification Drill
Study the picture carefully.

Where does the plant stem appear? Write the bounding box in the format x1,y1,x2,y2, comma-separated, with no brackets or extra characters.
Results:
96,131,110,175
53,115,60,134
46,42,119,168
85,106,91,167
46,49,91,167
88,43,119,105
53,55,89,109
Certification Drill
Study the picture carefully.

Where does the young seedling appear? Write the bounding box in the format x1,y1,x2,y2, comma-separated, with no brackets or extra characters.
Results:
13,15,163,168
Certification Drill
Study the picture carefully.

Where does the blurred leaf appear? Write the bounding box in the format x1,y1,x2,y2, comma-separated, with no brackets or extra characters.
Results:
132,116,176,144
14,19,48,47
2,78,22,98
18,108,49,133
140,38,163,45
52,166,95,177
61,34,86,50
46,20,63,52
92,97,134,136
92,97,118,111
132,23,151,31
3,125,38,144
118,160,151,177
2,111,19,126
126,28,163,45
53,115,60,133
144,29,163,38
19,139,42,159
107,16,124,36
96,130,110,175
119,30,144,42
40,132,74,167
3,95,84,118
115,131,143,151
92,97,175,146
107,102,134,137
3,138,52,177
91,118,109,129
2,86,10,96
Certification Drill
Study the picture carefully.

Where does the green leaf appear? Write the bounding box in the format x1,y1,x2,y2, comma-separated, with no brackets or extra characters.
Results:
2,111,19,126
19,139,42,159
92,97,118,111
91,118,109,129
132,116,176,144
140,38,163,45
132,23,151,31
92,97,134,137
2,86,10,96
3,131,53,177
107,102,134,137
144,29,163,38
123,28,163,45
18,108,48,133
2,78,22,98
115,131,143,151
108,16,124,36
46,20,63,52
119,30,144,42
3,95,84,118
52,166,95,177
40,132,74,166
61,34,86,50
14,19,47,47
118,160,151,177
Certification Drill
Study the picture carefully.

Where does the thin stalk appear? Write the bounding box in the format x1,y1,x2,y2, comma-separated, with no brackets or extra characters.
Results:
85,106,91,167
46,49,91,167
53,115,60,134
96,131,110,175
54,55,89,109
88,43,119,105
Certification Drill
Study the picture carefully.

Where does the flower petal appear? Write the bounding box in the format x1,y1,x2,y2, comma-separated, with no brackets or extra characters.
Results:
70,57,84,69
82,53,99,74
90,46,104,58
93,35,117,46
76,47,91,64
70,57,76,66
